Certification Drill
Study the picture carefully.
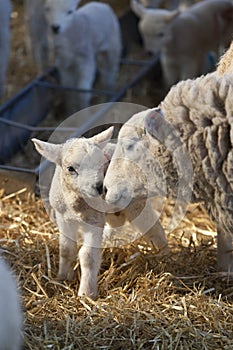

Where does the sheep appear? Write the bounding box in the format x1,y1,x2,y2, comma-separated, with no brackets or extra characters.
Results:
104,72,233,274
44,0,122,112
32,127,167,299
0,258,22,350
24,0,53,73
131,0,233,89
0,0,11,101
216,41,233,77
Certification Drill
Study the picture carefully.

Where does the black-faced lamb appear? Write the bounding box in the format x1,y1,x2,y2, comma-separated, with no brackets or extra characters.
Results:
44,0,122,112
131,0,233,89
0,258,22,350
104,72,233,273
0,0,11,100
32,128,167,299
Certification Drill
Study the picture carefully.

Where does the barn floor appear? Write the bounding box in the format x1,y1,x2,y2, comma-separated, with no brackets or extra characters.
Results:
1,1,233,349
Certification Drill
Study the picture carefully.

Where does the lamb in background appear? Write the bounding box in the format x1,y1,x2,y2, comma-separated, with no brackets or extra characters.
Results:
24,0,53,74
131,0,233,89
104,72,233,274
0,0,11,101
0,258,22,350
32,128,167,299
44,0,122,113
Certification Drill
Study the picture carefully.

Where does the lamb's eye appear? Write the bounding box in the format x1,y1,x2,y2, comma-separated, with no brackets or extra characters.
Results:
67,10,73,15
67,166,78,175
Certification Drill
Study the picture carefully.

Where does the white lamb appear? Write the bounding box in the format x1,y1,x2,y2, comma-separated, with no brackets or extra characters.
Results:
0,0,11,100
24,0,53,74
131,0,233,89
104,72,233,274
0,258,22,350
44,0,122,112
32,128,167,299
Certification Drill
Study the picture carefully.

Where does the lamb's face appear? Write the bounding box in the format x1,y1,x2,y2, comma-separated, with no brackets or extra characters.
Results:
44,0,80,34
61,138,107,198
32,126,114,199
104,115,166,209
139,10,178,54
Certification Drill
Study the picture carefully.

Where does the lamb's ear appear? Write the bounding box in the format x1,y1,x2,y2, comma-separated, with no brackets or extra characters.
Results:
32,138,62,165
165,10,179,23
91,126,114,149
130,0,147,18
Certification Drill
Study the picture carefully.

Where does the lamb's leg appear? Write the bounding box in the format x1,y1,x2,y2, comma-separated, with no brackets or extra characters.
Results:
56,212,78,281
74,56,96,110
78,227,103,299
125,201,168,251
217,227,233,273
97,50,120,90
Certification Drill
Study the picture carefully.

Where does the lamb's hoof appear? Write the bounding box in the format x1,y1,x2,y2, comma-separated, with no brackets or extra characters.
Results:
57,270,76,282
78,287,98,300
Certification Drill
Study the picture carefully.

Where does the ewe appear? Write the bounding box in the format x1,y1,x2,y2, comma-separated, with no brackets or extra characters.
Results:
0,258,22,350
131,0,233,89
32,128,167,299
104,72,233,273
44,0,122,112
0,0,11,100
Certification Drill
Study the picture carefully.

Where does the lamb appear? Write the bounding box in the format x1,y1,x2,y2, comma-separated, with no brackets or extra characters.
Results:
44,0,122,112
104,72,233,274
131,0,233,89
0,258,22,350
24,0,54,74
32,128,167,299
0,0,11,100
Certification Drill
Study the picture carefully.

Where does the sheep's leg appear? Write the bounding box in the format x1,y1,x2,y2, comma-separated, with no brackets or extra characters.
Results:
97,50,120,90
125,201,168,251
74,56,96,110
78,227,103,299
217,227,233,273
56,212,78,281
160,55,180,89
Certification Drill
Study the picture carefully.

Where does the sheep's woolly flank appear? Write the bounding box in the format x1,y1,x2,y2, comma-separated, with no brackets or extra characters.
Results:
216,41,233,76
160,73,233,229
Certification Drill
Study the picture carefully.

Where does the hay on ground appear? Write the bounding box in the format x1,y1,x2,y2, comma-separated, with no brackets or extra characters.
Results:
1,188,233,349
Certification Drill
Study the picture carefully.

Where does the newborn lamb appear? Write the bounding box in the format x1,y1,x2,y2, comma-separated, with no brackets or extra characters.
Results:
44,0,122,112
32,128,167,299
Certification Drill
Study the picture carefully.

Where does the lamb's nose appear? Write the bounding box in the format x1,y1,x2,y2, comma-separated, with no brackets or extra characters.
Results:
96,182,103,195
103,186,107,196
51,24,60,34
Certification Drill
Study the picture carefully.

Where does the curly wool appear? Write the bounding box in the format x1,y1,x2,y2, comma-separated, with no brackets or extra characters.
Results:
160,72,233,234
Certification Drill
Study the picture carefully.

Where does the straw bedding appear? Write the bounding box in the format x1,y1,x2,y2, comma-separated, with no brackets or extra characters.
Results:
1,188,233,349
